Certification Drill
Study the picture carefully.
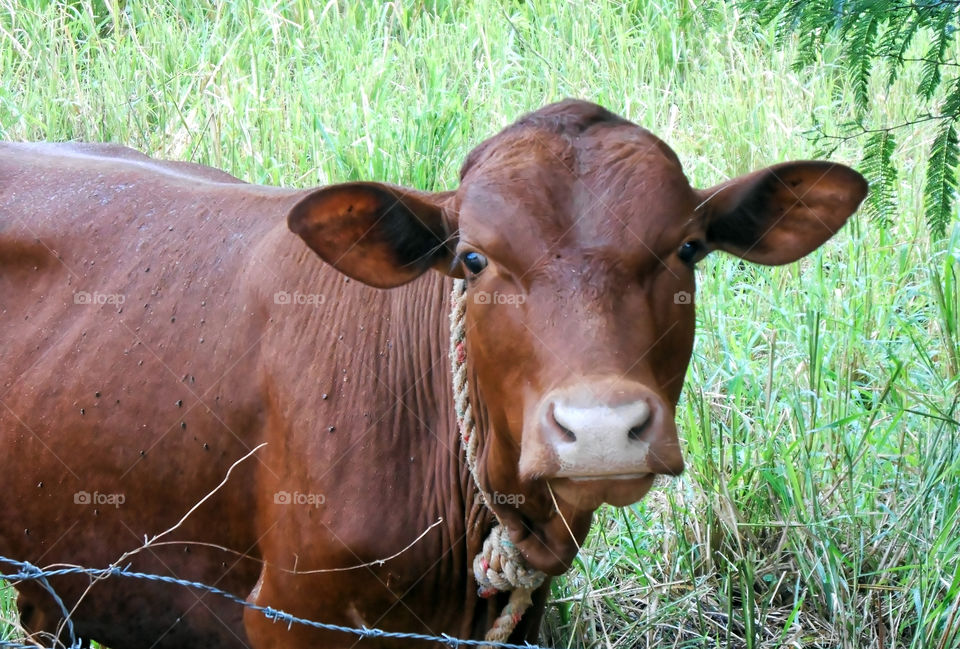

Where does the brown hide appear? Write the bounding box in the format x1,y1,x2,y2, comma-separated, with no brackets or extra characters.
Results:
0,101,866,648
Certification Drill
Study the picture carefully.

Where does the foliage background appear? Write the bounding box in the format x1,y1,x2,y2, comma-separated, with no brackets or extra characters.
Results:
1,1,958,648
755,0,960,238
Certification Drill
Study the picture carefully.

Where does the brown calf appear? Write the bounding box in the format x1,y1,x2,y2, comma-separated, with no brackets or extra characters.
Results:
0,100,866,647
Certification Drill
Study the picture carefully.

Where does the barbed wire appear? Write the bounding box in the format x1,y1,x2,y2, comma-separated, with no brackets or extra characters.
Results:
0,555,554,649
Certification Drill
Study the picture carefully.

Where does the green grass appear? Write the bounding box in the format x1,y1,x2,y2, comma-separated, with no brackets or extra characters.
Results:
1,1,958,647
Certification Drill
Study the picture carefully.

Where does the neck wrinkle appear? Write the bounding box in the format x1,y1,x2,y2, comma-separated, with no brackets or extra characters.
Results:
396,272,498,638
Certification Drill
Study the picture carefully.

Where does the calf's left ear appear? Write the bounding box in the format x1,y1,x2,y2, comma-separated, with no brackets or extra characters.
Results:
288,182,456,288
699,161,868,265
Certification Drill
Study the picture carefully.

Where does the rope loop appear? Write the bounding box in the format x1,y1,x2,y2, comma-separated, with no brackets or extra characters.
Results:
473,525,545,597
449,279,547,646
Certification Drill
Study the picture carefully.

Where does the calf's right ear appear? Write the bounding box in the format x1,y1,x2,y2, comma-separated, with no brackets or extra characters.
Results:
699,161,868,266
288,182,457,288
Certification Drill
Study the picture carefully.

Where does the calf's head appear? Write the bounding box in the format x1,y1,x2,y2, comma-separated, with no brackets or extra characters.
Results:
289,100,867,574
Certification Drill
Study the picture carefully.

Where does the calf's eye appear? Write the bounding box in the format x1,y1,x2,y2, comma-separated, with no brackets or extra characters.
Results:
462,251,488,275
677,240,705,265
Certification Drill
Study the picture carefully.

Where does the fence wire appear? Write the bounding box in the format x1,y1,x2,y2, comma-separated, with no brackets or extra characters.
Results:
0,556,554,649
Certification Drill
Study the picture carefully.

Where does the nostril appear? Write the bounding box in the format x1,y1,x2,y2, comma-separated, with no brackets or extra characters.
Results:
548,403,577,442
627,401,654,441
556,423,576,443
627,419,650,442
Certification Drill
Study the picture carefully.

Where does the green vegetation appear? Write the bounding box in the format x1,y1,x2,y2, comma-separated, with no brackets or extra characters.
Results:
1,1,958,648
751,0,960,238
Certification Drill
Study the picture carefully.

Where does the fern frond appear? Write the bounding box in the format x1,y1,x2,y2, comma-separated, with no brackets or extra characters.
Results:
924,121,959,237
793,0,837,70
850,14,879,117
917,11,953,100
878,6,915,88
943,76,960,119
861,131,898,227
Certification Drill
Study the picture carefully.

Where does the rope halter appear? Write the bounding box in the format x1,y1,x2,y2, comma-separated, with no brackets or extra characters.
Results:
448,278,546,646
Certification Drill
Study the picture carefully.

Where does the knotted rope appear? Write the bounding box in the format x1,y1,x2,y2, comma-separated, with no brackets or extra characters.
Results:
449,279,546,646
